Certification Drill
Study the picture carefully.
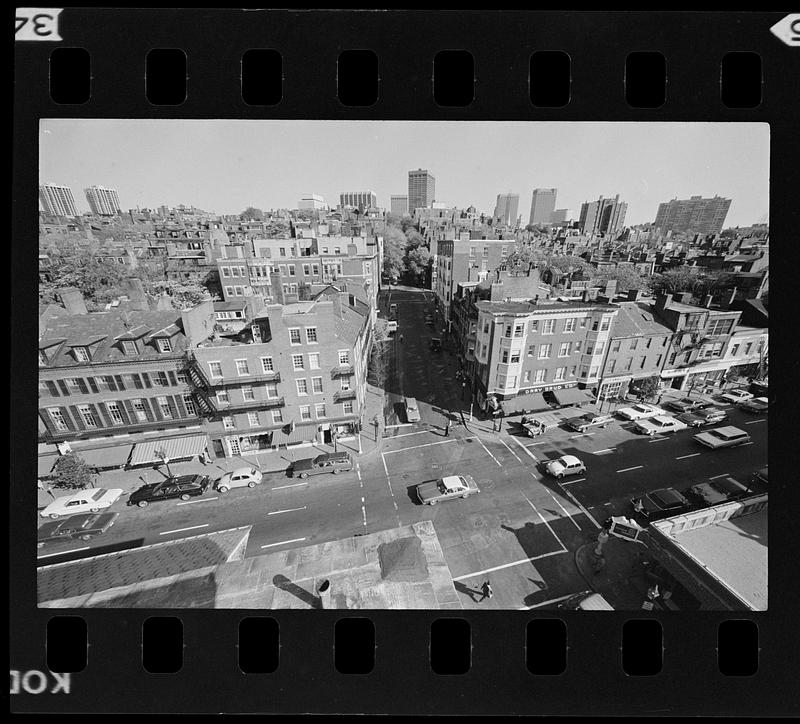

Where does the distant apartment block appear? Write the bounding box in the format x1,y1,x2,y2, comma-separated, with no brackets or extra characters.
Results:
339,191,377,212
84,185,121,216
549,209,569,224
390,195,409,216
654,196,732,236
528,188,557,226
39,183,78,217
579,194,628,236
408,169,436,213
493,193,520,228
298,194,327,211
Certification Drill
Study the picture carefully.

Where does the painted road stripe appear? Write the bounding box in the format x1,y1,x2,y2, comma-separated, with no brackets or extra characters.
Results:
261,537,306,549
159,524,209,536
176,497,218,506
539,484,582,531
361,497,367,527
384,423,414,429
523,492,568,549
617,465,643,473
675,453,701,460
744,419,766,425
271,482,308,491
511,435,538,461
559,477,586,485
452,549,567,581
649,437,670,442
595,448,616,454
268,506,307,516
569,433,595,439
557,485,602,529
38,547,91,558
498,438,523,464
475,437,503,467
518,593,577,610
709,473,730,480
383,437,466,453
391,430,435,438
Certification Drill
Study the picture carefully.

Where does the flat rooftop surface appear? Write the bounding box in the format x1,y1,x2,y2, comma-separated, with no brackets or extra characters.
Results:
672,508,767,610
40,521,463,610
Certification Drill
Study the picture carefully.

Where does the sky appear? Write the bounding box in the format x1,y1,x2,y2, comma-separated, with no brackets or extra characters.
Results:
39,120,769,227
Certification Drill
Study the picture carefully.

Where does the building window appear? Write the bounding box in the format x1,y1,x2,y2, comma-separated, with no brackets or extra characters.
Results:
640,357,647,369
224,286,234,297
574,341,582,353
570,366,577,377
744,343,753,355
48,407,69,431
497,374,506,388
611,340,621,352
514,324,524,338
542,319,555,335
248,411,260,427
730,344,740,356
235,359,250,376
510,351,521,364
176,370,188,384
308,353,320,369
122,341,138,356
272,409,283,423
630,339,638,350
537,344,551,359
315,403,326,418
292,354,305,371
261,356,274,372
217,390,230,404
234,286,244,297
312,377,324,394
296,379,308,395
242,386,255,402
600,317,610,331
554,367,566,381
340,377,351,391
183,394,197,416
312,264,320,275
289,329,302,345
595,342,604,354
580,366,589,378
655,355,662,367
299,405,312,421
609,360,616,373
152,371,169,387
131,399,148,422
564,318,576,333
626,359,633,371
529,320,539,332
306,327,318,343
73,346,90,362
223,416,235,430
157,396,172,418
645,338,652,349
669,351,678,365
208,361,223,378
76,404,97,428
523,370,531,383
527,344,535,357
288,265,296,277
504,324,512,338
156,338,172,353
502,350,509,364
106,401,125,425
343,401,354,415
534,369,546,383
265,382,279,399
559,342,571,357
221,266,231,278
483,321,490,334
338,350,350,366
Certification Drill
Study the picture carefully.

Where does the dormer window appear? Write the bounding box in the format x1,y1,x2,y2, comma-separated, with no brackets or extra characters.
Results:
156,338,172,353
122,340,138,355
74,346,90,362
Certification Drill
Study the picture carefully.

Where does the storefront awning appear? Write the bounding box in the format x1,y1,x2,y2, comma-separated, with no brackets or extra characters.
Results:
272,424,317,446
550,387,595,406
38,454,59,478
499,393,549,415
75,444,132,470
129,434,209,467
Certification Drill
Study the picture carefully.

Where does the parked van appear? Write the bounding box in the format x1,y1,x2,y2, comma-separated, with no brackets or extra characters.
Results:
404,397,421,422
558,591,615,611
387,320,398,333
388,303,398,320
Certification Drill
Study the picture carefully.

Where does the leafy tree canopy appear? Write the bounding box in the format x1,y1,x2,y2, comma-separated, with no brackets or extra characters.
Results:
51,451,95,491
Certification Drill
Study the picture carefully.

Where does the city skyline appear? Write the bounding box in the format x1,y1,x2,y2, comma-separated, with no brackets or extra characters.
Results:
39,120,769,227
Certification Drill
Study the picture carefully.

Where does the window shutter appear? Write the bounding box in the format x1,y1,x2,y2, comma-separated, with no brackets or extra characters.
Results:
67,405,82,431
120,399,138,424
95,403,113,428
133,374,143,389
168,370,178,386
166,396,180,420
114,375,125,390
57,380,70,395
142,373,152,388
87,377,99,393
46,381,60,396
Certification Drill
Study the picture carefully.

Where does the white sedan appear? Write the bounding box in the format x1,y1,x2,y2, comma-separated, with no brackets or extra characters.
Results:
616,403,665,421
40,487,124,519
634,415,689,436
719,388,754,404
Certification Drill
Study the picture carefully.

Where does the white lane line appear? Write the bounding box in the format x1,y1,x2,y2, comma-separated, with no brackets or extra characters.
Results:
557,485,602,529
475,437,503,467
617,465,643,473
272,482,308,491
559,477,585,485
261,537,306,549
498,437,523,464
595,448,616,454
524,440,550,447
383,438,464,453
176,496,218,506
361,497,367,527
569,433,596,439
649,437,670,443
38,546,91,558
391,430,434,438
511,435,538,461
709,473,730,480
268,506,307,516
744,419,766,425
518,593,577,610
539,484,582,531
160,524,209,536
522,491,568,550
451,549,567,581
739,442,755,446
675,453,701,460
384,423,414,429
381,452,389,477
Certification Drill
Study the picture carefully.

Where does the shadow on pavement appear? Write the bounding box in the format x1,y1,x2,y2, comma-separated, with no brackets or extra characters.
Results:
453,580,481,602
272,574,321,609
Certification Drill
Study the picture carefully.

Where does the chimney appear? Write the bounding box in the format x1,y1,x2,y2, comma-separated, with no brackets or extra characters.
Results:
582,290,589,303
123,278,150,311
677,292,693,305
57,287,88,315
703,294,713,308
655,293,672,312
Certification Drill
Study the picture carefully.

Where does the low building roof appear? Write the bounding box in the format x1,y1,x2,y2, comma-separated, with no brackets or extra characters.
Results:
611,302,673,338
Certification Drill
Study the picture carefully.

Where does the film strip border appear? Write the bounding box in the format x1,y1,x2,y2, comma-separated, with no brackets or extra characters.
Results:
13,9,799,715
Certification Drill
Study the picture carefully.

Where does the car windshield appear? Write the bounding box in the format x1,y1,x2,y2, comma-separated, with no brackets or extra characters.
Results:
632,405,648,412
89,489,107,500
652,491,681,507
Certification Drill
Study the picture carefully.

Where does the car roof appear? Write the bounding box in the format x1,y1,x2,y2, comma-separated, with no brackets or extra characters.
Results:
650,415,673,423
320,452,350,461
559,455,582,465
711,426,748,436
226,467,258,476
168,474,204,484
649,488,686,505
441,475,465,490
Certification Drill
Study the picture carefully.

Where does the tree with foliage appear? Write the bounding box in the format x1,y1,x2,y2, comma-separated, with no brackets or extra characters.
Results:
240,207,264,221
635,375,662,403
383,226,407,279
405,245,431,281
50,452,96,491
405,229,425,249
648,268,734,300
590,266,646,292
148,279,214,310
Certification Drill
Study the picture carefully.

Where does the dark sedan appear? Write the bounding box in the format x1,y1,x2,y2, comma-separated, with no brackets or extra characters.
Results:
128,474,210,507
664,398,709,414
37,512,119,548
631,488,692,521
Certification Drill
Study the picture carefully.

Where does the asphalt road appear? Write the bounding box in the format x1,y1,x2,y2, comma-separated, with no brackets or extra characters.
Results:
37,287,768,610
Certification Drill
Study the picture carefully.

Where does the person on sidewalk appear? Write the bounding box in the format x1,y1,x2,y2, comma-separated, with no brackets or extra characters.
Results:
444,420,451,437
480,580,493,601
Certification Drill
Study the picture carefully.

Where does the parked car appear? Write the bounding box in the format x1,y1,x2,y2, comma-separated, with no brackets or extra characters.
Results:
687,476,751,506
290,452,353,478
430,337,442,352
404,397,421,422
557,591,614,611
663,397,708,413
692,406,728,425
214,466,263,493
388,303,398,320
675,411,706,428
719,388,754,404
752,466,768,486
416,474,480,505
740,396,768,413
693,426,751,449
634,415,689,436
565,412,613,433
631,488,692,520
543,455,586,479
37,512,119,548
41,488,124,519
128,474,210,507
616,403,664,421
386,320,398,334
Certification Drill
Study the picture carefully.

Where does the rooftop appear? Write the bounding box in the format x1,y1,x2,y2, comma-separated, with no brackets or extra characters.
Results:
610,301,673,338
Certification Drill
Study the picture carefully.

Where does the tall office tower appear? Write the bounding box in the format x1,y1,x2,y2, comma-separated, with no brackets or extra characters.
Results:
339,191,378,212
528,188,558,226
390,195,409,215
84,185,121,216
653,195,732,236
578,194,628,236
408,169,436,213
493,193,520,227
39,183,78,217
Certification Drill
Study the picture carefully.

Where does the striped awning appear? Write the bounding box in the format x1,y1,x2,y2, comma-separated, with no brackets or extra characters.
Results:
273,424,317,446
499,393,549,415
129,434,209,466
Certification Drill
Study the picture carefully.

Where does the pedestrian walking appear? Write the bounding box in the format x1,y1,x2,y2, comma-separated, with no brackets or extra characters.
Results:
399,334,404,343
444,420,451,437
480,580,493,601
